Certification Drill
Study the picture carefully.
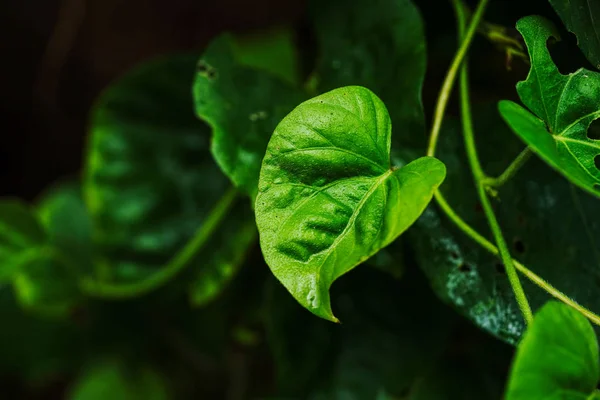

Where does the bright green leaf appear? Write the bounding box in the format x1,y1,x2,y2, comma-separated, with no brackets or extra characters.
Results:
85,54,254,299
0,200,46,281
194,34,306,197
311,0,427,149
499,16,600,198
505,301,599,400
68,360,169,400
548,0,600,69
409,103,600,344
255,86,446,322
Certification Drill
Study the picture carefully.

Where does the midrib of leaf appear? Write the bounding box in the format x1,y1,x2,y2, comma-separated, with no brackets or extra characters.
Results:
557,136,600,150
315,168,394,284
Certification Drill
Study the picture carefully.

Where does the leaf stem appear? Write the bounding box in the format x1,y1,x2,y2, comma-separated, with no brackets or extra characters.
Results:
484,147,533,188
80,187,238,299
427,0,489,157
456,3,533,323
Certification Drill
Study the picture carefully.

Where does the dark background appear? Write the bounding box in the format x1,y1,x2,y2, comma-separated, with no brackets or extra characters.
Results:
0,0,580,202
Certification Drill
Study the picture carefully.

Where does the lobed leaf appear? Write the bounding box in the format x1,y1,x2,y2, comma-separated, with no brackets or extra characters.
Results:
255,86,445,321
505,301,600,400
499,16,600,198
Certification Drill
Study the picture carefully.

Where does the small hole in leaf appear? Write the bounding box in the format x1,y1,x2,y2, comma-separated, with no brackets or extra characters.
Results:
197,60,217,80
458,263,472,273
513,238,526,254
594,184,600,192
450,251,460,260
495,262,505,275
588,119,600,140
594,155,600,171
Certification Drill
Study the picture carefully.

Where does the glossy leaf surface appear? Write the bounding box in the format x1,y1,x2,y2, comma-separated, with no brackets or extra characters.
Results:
409,104,600,344
505,301,599,400
311,0,427,149
84,54,254,300
194,34,306,197
256,86,445,321
499,16,600,198
549,0,600,69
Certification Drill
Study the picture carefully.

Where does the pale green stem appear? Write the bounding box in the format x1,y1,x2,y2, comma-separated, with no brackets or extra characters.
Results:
425,0,600,329
427,0,489,157
81,187,238,299
434,190,600,327
456,2,533,323
484,147,533,188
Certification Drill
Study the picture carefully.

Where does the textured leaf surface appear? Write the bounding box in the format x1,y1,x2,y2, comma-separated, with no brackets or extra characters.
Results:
256,86,445,321
549,0,600,69
505,301,599,400
311,0,427,149
194,34,306,197
499,16,600,198
84,54,254,298
409,104,600,344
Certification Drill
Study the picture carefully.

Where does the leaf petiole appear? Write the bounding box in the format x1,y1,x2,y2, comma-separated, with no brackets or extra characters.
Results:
80,187,238,299
483,147,533,189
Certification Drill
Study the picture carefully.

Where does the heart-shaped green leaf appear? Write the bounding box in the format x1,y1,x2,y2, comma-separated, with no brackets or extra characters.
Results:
255,86,446,322
548,0,600,70
505,301,600,400
499,16,600,198
194,34,306,198
84,54,255,300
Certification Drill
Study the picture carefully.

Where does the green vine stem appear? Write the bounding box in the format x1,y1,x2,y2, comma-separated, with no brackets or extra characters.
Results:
484,147,532,188
81,187,238,299
434,190,600,327
427,0,489,158
456,1,533,324
426,0,600,328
